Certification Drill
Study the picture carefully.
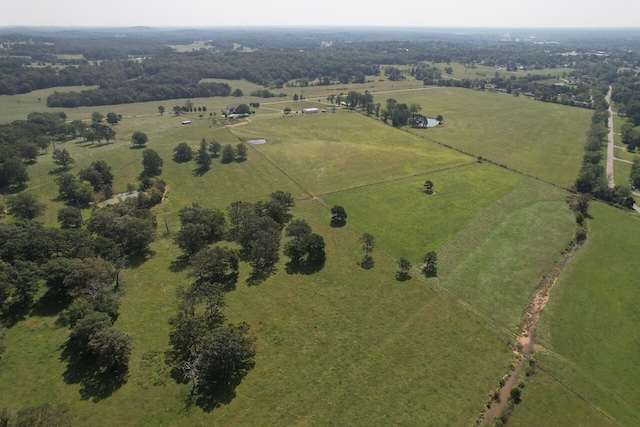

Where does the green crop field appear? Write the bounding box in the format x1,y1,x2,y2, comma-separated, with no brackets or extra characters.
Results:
535,202,640,426
385,87,590,187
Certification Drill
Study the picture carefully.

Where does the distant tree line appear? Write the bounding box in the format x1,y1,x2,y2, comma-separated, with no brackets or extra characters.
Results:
1,30,634,111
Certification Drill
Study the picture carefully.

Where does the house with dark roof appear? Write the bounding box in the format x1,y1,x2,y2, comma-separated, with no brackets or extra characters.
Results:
222,104,240,116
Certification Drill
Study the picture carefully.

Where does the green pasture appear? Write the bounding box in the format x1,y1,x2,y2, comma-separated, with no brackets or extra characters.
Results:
0,86,97,123
230,112,475,195
613,159,632,186
507,370,616,427
323,162,523,262
390,87,590,187
19,113,304,226
325,167,575,332
199,77,266,95
536,202,640,426
436,177,574,332
428,62,573,81
0,76,609,425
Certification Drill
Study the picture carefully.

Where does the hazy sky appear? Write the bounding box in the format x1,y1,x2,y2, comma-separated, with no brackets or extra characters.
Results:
3,0,639,28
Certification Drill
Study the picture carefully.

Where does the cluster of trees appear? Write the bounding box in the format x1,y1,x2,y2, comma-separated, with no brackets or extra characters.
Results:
412,65,443,85
612,71,640,126
250,89,286,98
483,73,595,107
226,191,296,276
172,139,247,173
621,122,640,152
55,159,115,204
631,159,640,189
575,105,636,209
47,82,233,108
166,190,331,403
380,98,423,127
170,101,208,116
0,193,158,380
173,190,319,280
283,219,326,273
0,111,73,187
167,282,255,406
0,109,133,190
568,193,590,243
174,204,227,257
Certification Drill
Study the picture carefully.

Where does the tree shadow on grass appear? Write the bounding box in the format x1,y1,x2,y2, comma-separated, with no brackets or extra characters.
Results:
329,220,346,228
48,167,73,176
60,345,128,402
192,272,238,293
193,377,245,412
246,266,276,286
359,257,375,270
0,183,27,195
30,290,72,318
173,366,253,413
285,258,325,275
395,272,412,282
126,249,156,269
1,303,32,327
170,255,190,273
192,166,210,177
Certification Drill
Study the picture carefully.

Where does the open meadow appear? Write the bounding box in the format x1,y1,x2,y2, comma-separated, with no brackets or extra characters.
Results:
0,76,634,426
387,87,591,188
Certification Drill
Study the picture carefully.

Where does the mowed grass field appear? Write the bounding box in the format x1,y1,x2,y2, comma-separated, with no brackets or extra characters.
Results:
388,87,591,187
230,112,475,195
535,202,640,426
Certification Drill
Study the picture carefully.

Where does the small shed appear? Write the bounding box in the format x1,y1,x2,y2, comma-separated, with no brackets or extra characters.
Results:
302,108,319,114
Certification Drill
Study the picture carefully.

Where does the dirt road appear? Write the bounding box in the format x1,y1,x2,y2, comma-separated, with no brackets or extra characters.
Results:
606,86,615,188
